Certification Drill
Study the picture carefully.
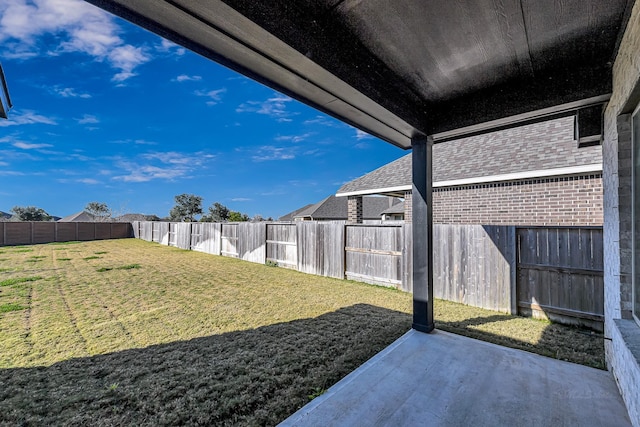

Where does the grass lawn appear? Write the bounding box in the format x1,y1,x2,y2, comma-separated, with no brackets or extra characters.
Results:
0,239,604,426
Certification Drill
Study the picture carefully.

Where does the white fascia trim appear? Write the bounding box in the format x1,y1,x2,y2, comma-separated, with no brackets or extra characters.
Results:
336,164,602,197
337,185,412,197
434,164,602,187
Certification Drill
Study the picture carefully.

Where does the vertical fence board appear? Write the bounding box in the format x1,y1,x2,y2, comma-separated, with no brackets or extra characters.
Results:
238,222,266,264
516,227,604,330
402,223,413,292
32,222,55,244
431,225,514,313
221,224,239,257
296,222,344,278
266,223,297,268
4,222,32,245
345,224,403,286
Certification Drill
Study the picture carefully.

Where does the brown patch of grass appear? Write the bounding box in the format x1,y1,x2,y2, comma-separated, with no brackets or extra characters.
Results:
0,239,606,425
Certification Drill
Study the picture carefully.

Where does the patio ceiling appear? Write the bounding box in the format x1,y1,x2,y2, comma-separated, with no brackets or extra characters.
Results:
87,0,634,148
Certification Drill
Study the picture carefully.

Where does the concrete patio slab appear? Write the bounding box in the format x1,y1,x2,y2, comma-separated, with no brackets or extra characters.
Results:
280,330,631,427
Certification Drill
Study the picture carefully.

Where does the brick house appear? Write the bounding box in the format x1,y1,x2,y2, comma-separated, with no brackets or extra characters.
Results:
278,195,401,222
338,116,603,225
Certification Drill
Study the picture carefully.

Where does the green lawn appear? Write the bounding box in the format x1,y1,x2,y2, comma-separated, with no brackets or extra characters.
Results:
0,239,604,426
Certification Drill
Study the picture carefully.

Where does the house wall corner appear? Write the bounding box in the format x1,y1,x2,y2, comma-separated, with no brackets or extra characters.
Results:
603,1,640,424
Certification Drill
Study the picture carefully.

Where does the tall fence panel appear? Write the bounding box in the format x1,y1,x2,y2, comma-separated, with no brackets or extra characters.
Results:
266,223,297,268
221,224,239,258
130,221,603,329
172,223,192,250
401,223,413,292
296,222,344,279
516,227,604,329
238,222,266,263
191,223,222,255
433,225,516,313
0,222,133,246
345,224,403,286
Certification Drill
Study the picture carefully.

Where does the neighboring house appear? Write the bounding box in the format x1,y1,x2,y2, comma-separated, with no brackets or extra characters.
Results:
380,203,405,221
58,211,97,222
115,213,160,222
0,211,11,221
337,116,603,226
279,195,401,222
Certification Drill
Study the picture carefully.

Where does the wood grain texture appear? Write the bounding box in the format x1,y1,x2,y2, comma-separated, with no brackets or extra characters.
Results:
516,227,604,329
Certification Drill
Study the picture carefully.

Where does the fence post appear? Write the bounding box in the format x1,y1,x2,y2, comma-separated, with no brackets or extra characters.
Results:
509,226,517,315
342,223,348,280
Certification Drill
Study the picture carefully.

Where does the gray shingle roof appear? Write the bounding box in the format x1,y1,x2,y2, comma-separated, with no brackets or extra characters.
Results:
381,202,406,215
280,195,401,221
338,116,602,195
278,203,315,221
58,211,96,222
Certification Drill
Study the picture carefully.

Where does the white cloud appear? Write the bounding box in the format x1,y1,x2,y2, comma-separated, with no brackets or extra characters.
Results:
236,95,298,122
0,170,24,176
76,114,99,124
108,45,150,82
303,115,339,127
0,161,8,166
77,178,99,184
195,88,226,106
251,146,295,162
274,133,313,143
13,141,53,149
156,38,185,56
112,151,215,182
113,162,187,182
355,129,373,140
231,198,251,202
0,110,57,127
53,87,91,98
0,0,151,82
174,74,202,82
110,139,157,146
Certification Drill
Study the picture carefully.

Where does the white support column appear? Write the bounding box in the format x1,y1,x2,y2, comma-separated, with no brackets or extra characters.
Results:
412,134,434,333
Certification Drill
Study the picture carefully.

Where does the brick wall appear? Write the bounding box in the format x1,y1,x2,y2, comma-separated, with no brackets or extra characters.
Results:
403,190,412,223
431,174,603,226
347,195,363,223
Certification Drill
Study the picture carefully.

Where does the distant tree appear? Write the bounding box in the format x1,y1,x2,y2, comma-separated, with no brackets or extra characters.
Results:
144,214,161,221
85,202,112,222
169,194,203,222
202,202,230,222
228,211,249,222
11,206,51,221
251,214,264,222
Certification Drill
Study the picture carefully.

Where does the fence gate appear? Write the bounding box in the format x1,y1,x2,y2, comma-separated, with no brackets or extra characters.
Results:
516,227,604,330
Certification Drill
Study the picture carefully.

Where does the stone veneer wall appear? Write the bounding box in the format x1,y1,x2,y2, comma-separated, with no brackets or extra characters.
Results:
433,174,603,225
603,1,640,425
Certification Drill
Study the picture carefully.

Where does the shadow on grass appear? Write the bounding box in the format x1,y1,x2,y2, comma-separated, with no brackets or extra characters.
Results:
436,314,606,369
0,304,411,426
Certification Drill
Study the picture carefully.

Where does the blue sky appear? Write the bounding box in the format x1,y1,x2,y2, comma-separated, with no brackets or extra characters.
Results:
0,0,405,219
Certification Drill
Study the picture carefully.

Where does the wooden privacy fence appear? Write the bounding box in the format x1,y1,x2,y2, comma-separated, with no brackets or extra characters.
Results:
133,221,603,328
0,222,133,246
517,227,604,330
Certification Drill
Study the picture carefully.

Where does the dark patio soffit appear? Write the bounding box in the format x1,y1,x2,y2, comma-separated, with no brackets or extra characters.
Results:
86,0,634,149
